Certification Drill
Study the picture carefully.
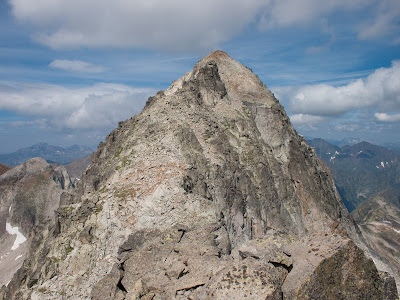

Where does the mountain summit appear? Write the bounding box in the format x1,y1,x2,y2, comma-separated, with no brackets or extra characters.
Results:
2,51,397,299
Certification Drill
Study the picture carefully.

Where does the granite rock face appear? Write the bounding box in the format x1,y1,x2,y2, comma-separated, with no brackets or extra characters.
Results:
2,51,398,299
296,240,398,300
351,190,400,292
0,158,74,289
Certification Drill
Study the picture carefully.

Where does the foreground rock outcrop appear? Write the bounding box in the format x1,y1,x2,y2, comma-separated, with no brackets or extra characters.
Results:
2,51,397,299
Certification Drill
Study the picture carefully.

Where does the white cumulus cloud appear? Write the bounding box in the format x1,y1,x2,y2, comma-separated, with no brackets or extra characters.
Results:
289,113,324,131
9,0,268,51
258,0,365,29
0,82,155,130
289,113,324,125
374,112,400,122
8,0,400,50
49,59,106,73
357,0,400,41
280,60,400,116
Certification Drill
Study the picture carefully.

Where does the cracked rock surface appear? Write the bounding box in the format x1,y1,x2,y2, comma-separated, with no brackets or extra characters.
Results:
2,51,398,299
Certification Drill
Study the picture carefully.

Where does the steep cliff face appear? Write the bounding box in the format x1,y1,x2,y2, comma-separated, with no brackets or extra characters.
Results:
352,190,400,291
0,158,74,289
3,51,397,299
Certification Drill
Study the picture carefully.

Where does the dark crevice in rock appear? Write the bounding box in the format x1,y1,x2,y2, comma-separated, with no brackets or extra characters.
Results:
177,268,189,279
183,175,194,193
119,260,125,272
93,179,100,191
269,261,293,273
176,283,205,295
283,250,291,257
116,261,127,293
116,279,127,293
53,172,65,189
178,229,186,243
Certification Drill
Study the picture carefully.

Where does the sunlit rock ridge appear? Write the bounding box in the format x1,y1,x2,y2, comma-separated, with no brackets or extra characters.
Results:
2,51,397,299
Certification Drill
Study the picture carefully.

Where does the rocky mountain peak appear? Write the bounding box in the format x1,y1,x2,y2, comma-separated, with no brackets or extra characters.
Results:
203,50,230,59
1,157,49,180
0,157,74,288
2,51,397,299
167,50,275,106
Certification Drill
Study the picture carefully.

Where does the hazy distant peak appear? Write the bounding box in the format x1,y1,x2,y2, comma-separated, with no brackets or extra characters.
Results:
0,143,93,166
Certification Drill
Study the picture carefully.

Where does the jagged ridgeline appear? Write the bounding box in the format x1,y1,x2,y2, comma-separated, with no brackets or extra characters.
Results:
2,51,398,299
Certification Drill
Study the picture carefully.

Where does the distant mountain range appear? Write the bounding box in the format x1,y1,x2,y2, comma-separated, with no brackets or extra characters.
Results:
309,138,400,212
305,136,400,150
0,143,93,167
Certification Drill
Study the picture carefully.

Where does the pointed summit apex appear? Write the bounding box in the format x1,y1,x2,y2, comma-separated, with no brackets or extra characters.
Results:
204,50,231,61
191,50,276,107
197,50,235,67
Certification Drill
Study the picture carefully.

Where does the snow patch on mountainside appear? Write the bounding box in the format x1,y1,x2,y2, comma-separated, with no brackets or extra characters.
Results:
6,223,27,250
15,254,23,261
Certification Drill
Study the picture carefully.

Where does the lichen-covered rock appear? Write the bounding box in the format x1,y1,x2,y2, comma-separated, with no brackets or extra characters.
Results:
93,225,291,300
3,51,398,299
296,240,398,300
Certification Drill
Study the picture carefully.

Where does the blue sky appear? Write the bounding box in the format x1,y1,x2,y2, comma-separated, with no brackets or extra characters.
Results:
0,0,399,153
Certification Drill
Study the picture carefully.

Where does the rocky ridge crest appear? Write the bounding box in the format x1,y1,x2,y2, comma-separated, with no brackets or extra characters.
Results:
2,51,397,299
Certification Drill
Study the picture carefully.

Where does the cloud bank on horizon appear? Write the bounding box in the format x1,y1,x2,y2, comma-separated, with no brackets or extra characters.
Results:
0,83,154,130
10,0,266,51
9,0,400,50
0,0,399,152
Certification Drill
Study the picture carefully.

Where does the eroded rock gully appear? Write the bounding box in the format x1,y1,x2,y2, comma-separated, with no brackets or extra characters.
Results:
1,51,397,299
